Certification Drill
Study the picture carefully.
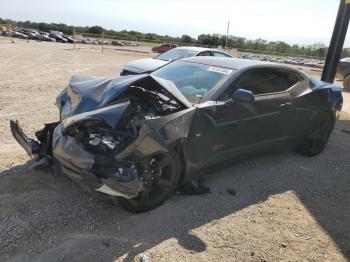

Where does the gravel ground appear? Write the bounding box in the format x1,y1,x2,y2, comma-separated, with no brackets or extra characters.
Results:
1,37,350,262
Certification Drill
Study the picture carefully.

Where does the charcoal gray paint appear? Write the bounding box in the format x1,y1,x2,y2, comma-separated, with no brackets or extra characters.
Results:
11,58,343,196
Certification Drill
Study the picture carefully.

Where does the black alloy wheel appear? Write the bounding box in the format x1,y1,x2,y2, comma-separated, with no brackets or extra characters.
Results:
115,151,181,213
297,113,333,156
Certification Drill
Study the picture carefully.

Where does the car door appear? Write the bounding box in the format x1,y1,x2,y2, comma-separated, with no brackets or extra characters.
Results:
224,68,301,147
185,68,301,170
184,99,261,171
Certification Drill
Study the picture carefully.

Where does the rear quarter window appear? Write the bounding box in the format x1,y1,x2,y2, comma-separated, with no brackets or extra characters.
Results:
220,68,302,99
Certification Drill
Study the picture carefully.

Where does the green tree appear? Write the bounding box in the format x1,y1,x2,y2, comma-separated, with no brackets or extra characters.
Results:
181,34,192,43
88,25,104,34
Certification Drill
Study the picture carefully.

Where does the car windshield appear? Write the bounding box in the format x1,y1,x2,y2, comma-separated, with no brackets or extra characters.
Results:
156,49,198,61
151,61,234,103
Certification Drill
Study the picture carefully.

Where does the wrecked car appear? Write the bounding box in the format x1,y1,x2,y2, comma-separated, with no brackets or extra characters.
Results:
11,57,343,212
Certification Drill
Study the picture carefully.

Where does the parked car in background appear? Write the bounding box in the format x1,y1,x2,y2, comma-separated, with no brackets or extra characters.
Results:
315,62,324,69
111,41,125,46
96,39,110,45
152,43,178,53
83,38,98,45
63,34,74,43
337,57,350,90
16,29,37,39
49,31,68,43
303,61,316,67
5,31,28,39
120,46,232,75
37,32,56,42
246,54,325,69
124,41,141,47
241,53,253,60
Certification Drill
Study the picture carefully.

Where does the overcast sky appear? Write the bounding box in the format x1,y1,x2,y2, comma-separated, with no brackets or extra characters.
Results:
2,0,348,46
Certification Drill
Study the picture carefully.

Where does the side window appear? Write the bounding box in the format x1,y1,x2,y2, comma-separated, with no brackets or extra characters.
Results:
283,71,302,87
220,69,301,100
233,69,301,95
213,51,230,57
196,51,211,56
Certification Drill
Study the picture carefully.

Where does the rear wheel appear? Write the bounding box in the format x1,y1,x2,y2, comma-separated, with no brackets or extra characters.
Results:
297,113,333,156
114,151,181,213
343,74,350,90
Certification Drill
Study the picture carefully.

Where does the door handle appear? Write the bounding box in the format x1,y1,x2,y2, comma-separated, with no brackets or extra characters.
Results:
279,102,294,110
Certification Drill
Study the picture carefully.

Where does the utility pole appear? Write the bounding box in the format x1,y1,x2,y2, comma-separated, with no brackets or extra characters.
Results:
225,21,230,49
102,32,105,54
321,0,350,83
73,29,76,50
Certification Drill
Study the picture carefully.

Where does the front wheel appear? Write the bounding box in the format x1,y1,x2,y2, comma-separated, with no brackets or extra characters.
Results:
113,151,181,213
297,113,334,156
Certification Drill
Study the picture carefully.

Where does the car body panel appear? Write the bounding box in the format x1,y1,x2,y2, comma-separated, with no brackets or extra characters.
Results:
121,58,169,75
57,74,192,121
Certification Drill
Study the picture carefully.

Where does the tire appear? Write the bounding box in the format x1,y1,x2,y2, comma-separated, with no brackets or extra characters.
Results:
343,74,350,91
113,150,181,213
297,113,334,156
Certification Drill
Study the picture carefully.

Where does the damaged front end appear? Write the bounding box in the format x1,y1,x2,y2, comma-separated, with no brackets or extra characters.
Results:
11,74,191,200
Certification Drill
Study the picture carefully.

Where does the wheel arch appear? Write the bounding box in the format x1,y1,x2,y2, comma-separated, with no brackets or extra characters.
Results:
167,138,187,185
324,109,337,130
311,109,336,131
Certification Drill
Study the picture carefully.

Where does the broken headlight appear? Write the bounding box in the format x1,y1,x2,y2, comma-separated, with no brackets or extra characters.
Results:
84,129,126,154
88,133,119,150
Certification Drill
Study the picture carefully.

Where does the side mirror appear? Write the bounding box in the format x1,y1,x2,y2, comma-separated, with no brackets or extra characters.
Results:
231,89,255,103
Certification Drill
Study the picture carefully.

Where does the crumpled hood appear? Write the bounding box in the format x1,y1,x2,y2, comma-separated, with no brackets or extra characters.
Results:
123,58,169,73
56,74,191,120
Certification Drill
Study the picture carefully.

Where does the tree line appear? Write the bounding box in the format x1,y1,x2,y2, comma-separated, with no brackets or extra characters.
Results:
2,17,350,58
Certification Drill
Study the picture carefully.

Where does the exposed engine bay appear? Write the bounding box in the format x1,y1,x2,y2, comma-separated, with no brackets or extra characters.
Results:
65,85,183,156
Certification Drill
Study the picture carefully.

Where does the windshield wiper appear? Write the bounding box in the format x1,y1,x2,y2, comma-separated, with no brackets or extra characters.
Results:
195,91,206,104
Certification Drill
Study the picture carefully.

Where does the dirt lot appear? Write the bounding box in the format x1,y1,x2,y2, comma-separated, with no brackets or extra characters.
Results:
1,37,350,262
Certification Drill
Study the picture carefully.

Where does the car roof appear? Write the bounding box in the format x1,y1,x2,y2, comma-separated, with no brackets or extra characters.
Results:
179,56,270,70
340,57,350,62
175,46,209,51
175,46,230,53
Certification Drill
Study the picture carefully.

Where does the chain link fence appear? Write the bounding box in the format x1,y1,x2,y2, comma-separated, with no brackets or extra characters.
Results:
70,32,326,61
71,32,240,57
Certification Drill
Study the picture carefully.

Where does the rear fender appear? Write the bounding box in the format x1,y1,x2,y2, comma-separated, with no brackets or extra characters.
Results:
309,78,343,111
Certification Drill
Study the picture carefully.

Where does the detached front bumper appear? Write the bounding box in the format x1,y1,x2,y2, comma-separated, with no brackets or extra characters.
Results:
10,120,40,157
10,120,143,199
